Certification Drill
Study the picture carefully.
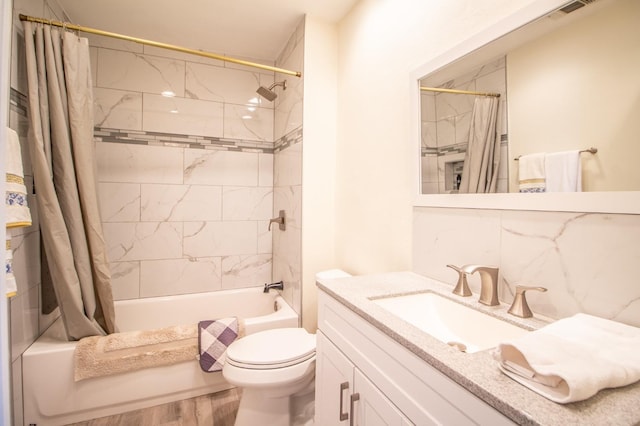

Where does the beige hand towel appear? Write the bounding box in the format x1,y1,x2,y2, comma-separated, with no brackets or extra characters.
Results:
493,313,640,403
518,152,546,193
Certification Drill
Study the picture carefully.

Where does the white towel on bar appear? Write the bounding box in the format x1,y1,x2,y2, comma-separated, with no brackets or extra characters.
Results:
5,127,32,298
493,313,640,404
545,150,582,192
5,127,31,228
518,152,546,193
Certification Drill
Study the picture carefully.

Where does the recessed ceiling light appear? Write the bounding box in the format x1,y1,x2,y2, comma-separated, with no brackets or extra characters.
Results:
162,90,176,97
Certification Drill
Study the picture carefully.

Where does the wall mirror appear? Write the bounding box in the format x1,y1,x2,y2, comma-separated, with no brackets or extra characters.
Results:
410,0,640,214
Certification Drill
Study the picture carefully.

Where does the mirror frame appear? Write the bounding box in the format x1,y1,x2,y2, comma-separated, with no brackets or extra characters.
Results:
410,0,640,214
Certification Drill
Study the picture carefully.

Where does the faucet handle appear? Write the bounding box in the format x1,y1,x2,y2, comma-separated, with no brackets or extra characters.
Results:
508,285,547,318
446,264,472,297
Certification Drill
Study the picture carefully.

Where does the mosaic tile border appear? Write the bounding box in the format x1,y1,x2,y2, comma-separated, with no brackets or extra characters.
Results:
95,127,277,154
274,127,303,153
95,126,303,154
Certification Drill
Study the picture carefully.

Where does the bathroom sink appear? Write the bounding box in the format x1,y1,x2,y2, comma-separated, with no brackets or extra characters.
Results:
371,292,528,353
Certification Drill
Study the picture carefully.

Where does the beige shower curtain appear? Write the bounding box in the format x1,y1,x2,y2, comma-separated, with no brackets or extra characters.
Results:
23,22,116,340
458,97,500,194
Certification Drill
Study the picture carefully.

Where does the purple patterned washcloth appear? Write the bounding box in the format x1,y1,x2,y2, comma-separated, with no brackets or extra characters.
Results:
197,318,240,372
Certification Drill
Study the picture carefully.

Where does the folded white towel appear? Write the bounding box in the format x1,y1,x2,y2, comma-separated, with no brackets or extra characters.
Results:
545,150,581,192
5,127,32,228
493,313,640,403
518,153,546,193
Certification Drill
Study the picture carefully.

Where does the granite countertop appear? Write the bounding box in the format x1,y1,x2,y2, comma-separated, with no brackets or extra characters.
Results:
316,271,640,426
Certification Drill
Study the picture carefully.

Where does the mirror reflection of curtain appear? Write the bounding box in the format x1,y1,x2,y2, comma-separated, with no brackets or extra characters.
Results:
458,97,500,193
23,22,117,340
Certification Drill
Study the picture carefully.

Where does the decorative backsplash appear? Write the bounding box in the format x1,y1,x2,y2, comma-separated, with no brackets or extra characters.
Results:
413,207,640,328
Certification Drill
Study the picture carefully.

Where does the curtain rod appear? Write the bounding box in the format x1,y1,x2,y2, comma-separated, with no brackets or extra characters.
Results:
19,14,302,78
420,86,500,98
514,147,598,161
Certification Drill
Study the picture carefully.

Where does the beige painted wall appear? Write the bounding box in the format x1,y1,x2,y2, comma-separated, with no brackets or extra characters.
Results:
301,17,338,331
334,0,540,275
508,0,640,192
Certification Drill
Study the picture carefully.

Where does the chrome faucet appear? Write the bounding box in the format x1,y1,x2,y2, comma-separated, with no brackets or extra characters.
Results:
263,280,284,293
508,285,547,318
461,265,500,306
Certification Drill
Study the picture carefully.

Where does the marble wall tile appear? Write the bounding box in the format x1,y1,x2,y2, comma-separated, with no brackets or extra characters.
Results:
273,125,303,316
421,121,437,149
412,207,502,294
274,37,303,140
412,207,640,328
96,49,185,96
142,93,224,137
90,47,98,86
103,222,183,262
141,184,222,222
10,285,38,361
257,220,273,254
274,141,302,186
9,230,40,294
224,104,273,141
98,183,141,222
144,45,224,67
222,187,273,221
455,112,471,144
109,261,140,300
185,62,261,105
421,93,436,122
86,33,143,53
500,211,640,326
184,150,258,186
436,118,455,147
140,258,222,297
221,254,272,289
258,153,274,187
421,156,438,184
96,142,184,184
94,87,143,130
184,221,257,258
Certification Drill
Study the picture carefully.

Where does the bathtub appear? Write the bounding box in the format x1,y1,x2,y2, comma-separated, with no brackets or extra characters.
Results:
22,287,298,426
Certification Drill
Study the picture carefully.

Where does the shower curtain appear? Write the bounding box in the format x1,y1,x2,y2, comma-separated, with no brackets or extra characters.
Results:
458,97,500,194
22,22,116,340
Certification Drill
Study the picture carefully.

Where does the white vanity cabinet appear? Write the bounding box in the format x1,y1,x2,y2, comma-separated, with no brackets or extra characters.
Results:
315,290,516,426
316,331,412,425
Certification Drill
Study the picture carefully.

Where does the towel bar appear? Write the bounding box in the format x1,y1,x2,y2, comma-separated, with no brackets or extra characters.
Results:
514,147,597,161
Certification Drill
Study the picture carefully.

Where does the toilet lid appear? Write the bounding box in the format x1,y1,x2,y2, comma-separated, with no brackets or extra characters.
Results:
226,328,316,368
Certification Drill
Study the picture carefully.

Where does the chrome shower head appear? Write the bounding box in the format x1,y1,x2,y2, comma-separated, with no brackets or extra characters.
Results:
256,80,287,102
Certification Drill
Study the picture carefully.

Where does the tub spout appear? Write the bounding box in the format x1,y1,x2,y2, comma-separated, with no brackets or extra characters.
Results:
263,280,284,293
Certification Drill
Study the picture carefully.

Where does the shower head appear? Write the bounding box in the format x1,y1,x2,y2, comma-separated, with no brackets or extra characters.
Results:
256,80,287,102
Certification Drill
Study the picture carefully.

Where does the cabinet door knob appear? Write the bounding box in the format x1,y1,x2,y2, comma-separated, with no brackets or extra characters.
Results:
350,393,360,426
339,382,350,421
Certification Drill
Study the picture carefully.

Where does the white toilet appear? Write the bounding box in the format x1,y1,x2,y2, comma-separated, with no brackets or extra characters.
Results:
223,270,351,426
223,327,317,426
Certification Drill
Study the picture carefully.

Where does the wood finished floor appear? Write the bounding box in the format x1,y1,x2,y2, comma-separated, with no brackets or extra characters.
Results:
67,388,241,426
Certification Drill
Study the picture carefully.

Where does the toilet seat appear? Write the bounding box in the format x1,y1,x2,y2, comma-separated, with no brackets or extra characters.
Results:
226,328,316,370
